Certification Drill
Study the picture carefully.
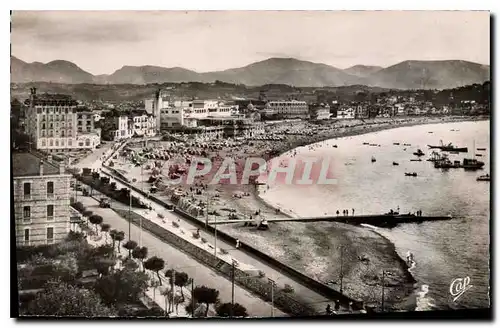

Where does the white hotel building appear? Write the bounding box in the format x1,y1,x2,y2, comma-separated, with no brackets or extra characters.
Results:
263,100,309,119
24,88,101,153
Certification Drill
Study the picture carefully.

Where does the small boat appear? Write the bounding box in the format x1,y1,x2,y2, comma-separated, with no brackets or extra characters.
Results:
477,174,490,181
404,143,412,146
462,158,484,170
393,162,399,166
393,142,400,145
476,154,483,157
450,129,455,131
333,145,338,148
371,157,376,163
428,141,468,153
369,144,378,147
405,172,418,177
363,142,369,145
413,149,425,156
410,159,422,162
477,148,486,151
428,131,434,134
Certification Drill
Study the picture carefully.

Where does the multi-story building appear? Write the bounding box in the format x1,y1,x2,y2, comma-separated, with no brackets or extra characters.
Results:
266,100,309,119
309,103,331,120
24,88,101,153
13,152,72,246
111,114,157,141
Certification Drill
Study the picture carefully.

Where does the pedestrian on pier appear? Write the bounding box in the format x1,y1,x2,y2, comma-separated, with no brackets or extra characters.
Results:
336,210,340,216
345,209,349,216
334,300,340,311
352,208,355,215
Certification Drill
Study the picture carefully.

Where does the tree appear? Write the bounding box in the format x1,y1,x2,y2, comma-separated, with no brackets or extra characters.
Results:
144,256,165,285
101,224,111,243
132,246,148,271
94,269,149,306
123,240,138,258
73,202,85,212
94,257,115,276
216,302,248,317
114,231,125,252
25,281,115,317
88,215,103,235
82,210,93,227
193,285,219,317
109,229,118,249
165,270,189,302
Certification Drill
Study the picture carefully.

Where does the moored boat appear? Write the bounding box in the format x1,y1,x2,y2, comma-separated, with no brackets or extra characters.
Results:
477,148,486,151
393,161,399,166
462,158,484,170
477,174,490,181
405,172,418,177
427,140,468,153
410,159,422,162
371,156,376,163
413,149,425,156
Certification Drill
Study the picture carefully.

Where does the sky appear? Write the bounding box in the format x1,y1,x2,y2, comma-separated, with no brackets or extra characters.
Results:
11,10,490,75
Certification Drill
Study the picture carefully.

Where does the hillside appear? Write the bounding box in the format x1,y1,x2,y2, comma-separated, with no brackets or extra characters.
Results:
367,60,490,90
10,56,490,90
344,65,383,78
11,56,94,84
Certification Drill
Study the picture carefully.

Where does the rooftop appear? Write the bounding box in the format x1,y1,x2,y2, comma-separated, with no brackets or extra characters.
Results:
12,152,62,177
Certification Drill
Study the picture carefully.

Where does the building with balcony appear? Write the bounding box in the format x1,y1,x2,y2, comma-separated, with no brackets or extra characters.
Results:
13,152,72,246
23,88,101,153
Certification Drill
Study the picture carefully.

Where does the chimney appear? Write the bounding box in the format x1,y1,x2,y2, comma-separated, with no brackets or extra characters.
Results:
39,160,44,176
59,163,65,174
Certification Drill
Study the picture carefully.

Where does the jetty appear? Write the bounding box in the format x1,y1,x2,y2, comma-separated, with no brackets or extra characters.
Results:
208,213,453,229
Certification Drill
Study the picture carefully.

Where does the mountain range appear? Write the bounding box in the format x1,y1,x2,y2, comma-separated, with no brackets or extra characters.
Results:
11,56,490,90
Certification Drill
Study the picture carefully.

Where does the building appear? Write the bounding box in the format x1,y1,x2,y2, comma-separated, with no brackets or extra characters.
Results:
13,152,72,246
336,107,356,119
110,113,157,141
160,101,192,129
266,100,309,119
309,103,331,120
23,88,101,153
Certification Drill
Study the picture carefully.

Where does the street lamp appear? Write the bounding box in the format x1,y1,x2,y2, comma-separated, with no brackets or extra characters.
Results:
268,277,276,317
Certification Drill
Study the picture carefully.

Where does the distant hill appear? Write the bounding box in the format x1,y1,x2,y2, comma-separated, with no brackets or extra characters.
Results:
11,56,490,90
367,60,490,90
11,56,94,84
344,65,383,77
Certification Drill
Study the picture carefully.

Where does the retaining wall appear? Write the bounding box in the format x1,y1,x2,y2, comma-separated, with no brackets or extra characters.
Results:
100,165,363,311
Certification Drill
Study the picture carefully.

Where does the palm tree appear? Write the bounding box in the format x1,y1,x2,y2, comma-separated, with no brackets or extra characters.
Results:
100,224,111,243
88,215,103,235
109,229,118,250
193,285,219,317
123,240,138,258
144,256,165,286
115,231,125,252
132,246,148,271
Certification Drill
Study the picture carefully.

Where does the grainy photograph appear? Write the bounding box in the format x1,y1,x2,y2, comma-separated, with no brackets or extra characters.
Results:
10,10,491,319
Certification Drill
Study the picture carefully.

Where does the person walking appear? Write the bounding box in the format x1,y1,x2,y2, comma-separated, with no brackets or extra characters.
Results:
352,208,355,215
336,210,340,216
326,304,333,315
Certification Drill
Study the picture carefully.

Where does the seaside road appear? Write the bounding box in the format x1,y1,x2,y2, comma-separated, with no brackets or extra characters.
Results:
98,172,334,314
78,195,286,318
74,142,115,170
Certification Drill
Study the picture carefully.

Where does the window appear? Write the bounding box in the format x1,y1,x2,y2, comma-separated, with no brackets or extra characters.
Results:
47,181,54,195
46,227,54,244
47,205,54,219
23,182,31,198
24,229,30,245
41,139,46,147
23,206,31,220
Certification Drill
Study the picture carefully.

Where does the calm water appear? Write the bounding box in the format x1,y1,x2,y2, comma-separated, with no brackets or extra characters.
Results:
261,120,490,310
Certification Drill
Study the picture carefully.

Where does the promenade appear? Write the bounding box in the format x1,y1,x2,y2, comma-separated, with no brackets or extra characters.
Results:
79,193,286,317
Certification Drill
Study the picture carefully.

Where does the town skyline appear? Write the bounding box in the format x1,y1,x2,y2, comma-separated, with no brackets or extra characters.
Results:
11,11,490,75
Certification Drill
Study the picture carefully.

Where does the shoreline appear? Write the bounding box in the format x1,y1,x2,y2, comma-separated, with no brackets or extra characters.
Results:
117,116,487,312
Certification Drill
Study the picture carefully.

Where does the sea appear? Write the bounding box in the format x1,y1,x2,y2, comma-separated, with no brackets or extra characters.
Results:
260,120,490,311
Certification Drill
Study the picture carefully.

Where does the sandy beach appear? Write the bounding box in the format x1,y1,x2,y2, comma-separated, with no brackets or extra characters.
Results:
111,115,485,311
